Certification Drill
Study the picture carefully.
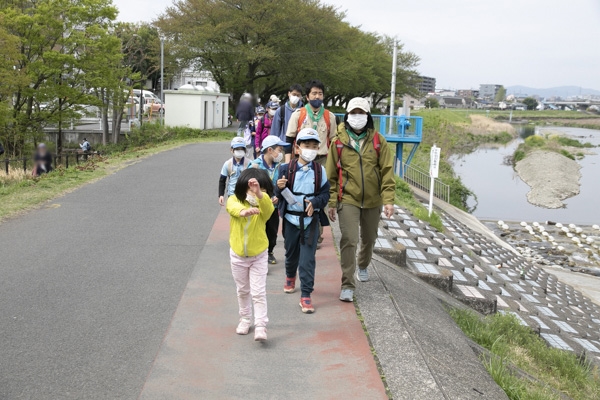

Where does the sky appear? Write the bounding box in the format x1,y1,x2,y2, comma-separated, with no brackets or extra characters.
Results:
112,0,600,91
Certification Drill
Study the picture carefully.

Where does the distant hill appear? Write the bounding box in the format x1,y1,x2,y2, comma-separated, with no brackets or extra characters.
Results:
506,85,600,98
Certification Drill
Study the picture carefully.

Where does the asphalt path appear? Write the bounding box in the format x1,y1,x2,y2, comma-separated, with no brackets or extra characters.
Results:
0,142,227,399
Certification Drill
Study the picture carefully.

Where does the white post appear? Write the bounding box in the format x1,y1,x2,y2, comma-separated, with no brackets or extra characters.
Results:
388,39,397,135
160,36,164,124
429,144,440,216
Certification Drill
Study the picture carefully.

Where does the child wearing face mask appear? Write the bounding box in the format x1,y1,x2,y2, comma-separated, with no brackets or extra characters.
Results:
255,101,279,155
218,137,251,206
275,128,330,314
249,136,290,265
227,168,274,341
271,84,304,141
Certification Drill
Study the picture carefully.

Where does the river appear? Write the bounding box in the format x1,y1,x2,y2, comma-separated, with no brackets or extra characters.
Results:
451,126,600,225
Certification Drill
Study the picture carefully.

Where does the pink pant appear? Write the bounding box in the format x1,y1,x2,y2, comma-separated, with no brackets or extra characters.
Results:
229,249,269,327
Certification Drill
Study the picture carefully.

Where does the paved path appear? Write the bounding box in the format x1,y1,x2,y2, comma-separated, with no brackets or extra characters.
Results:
0,142,386,399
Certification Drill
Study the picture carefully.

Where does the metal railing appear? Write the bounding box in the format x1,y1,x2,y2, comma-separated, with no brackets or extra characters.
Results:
333,114,423,140
2,151,98,175
402,162,450,204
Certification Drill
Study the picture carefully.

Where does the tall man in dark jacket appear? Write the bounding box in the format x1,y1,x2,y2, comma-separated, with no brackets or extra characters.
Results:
235,93,255,137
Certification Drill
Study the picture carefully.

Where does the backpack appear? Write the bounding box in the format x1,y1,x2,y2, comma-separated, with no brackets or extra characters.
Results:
286,158,322,198
295,107,332,149
334,132,382,202
83,141,91,152
227,157,250,176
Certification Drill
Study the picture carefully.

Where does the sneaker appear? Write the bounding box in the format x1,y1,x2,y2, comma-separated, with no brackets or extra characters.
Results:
339,289,354,302
355,268,369,282
299,297,315,313
284,276,296,293
236,318,252,335
268,253,277,264
254,326,267,342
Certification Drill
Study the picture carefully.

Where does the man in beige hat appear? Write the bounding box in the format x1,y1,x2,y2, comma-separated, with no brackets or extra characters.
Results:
326,97,395,302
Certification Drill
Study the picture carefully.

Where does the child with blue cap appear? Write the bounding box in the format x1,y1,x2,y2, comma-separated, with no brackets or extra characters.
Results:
218,136,251,206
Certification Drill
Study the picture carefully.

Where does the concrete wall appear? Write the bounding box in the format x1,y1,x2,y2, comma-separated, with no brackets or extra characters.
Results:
165,90,229,130
44,131,123,146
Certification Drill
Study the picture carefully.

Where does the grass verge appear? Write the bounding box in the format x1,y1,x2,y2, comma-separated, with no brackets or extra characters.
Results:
0,124,234,221
449,308,600,399
395,177,443,231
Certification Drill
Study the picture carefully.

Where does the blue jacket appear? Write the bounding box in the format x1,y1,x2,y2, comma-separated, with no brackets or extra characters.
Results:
270,101,304,141
275,161,330,228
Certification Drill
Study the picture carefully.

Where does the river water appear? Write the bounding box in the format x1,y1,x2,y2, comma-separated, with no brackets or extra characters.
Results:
451,126,600,225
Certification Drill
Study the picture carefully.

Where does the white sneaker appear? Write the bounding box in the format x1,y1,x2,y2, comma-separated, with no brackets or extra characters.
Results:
355,268,369,282
339,289,354,302
236,318,252,335
254,326,267,342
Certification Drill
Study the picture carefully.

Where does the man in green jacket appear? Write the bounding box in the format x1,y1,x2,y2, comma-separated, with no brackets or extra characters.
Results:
326,97,395,302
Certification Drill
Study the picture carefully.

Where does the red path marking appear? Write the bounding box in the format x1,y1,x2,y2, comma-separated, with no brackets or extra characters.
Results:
139,208,387,399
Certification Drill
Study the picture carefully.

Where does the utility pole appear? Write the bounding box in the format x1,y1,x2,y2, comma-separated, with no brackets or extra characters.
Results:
389,38,398,135
160,36,164,124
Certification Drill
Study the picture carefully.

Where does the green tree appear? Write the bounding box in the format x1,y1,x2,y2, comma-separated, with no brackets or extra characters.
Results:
1,0,119,154
425,97,440,108
523,97,538,110
155,0,419,108
494,85,506,102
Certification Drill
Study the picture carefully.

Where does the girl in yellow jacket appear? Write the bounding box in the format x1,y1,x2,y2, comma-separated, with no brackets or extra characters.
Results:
226,168,274,341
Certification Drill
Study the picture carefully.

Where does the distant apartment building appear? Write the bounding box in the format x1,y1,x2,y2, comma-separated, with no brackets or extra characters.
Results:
479,84,502,100
417,76,436,95
457,89,479,99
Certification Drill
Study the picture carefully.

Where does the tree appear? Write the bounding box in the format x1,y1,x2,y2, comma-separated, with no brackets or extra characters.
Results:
1,0,120,154
523,97,538,110
155,0,419,108
494,85,506,102
425,97,440,108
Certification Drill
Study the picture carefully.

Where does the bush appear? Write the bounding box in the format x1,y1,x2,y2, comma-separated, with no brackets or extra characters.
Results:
524,135,545,147
513,149,526,163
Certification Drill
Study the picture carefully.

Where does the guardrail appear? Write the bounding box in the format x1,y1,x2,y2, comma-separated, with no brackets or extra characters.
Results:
2,151,98,175
402,162,450,204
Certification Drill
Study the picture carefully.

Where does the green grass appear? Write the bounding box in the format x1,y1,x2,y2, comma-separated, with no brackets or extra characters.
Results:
0,124,234,221
449,308,600,400
512,133,594,165
394,177,443,231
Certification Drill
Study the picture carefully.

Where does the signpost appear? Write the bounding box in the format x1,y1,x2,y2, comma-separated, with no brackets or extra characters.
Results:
429,144,441,216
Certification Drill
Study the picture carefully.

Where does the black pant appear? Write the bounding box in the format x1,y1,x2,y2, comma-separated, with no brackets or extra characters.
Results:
266,209,279,254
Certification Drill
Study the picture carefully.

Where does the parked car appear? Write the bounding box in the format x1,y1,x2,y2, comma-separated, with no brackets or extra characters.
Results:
143,98,165,115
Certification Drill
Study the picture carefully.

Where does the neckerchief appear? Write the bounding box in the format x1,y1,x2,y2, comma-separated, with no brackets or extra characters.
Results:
305,104,324,128
346,129,367,153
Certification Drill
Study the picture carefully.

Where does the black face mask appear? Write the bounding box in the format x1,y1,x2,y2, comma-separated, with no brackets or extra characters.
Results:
309,99,323,108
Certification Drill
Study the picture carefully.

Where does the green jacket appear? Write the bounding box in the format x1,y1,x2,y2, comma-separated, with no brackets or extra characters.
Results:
326,124,395,209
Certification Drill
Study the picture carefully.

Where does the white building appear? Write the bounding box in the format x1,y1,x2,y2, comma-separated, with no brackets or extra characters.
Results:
164,86,229,130
171,68,220,92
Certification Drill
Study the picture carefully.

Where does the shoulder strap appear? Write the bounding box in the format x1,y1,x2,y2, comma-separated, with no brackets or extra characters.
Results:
373,132,381,158
335,139,345,202
227,158,234,175
296,108,307,132
287,159,298,191
313,161,322,195
279,106,286,133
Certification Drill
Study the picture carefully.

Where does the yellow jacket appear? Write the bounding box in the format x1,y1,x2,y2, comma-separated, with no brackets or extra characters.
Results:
226,194,274,257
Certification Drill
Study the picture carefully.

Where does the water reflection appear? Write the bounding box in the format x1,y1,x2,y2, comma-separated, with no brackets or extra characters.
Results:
451,126,600,225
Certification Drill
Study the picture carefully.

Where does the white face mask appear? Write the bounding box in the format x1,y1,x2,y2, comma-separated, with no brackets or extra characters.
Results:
268,109,276,117
246,193,258,207
347,114,368,131
273,152,284,163
300,149,318,162
233,149,246,159
289,95,300,105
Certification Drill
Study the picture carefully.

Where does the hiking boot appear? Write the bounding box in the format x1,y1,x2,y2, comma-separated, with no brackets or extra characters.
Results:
236,318,252,335
284,276,296,293
268,253,277,264
299,297,315,314
339,289,354,302
355,268,369,282
254,326,267,342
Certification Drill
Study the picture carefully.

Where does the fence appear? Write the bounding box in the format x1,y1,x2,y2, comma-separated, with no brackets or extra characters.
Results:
402,162,450,204
2,151,97,175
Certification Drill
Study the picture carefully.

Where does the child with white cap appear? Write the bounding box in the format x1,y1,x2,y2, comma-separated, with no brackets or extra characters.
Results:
218,136,251,206
275,128,330,313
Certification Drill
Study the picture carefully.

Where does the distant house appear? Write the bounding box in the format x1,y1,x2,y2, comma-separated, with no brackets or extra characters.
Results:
440,96,472,109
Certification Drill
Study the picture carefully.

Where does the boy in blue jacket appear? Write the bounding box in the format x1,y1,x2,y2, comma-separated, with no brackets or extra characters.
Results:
275,128,330,314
